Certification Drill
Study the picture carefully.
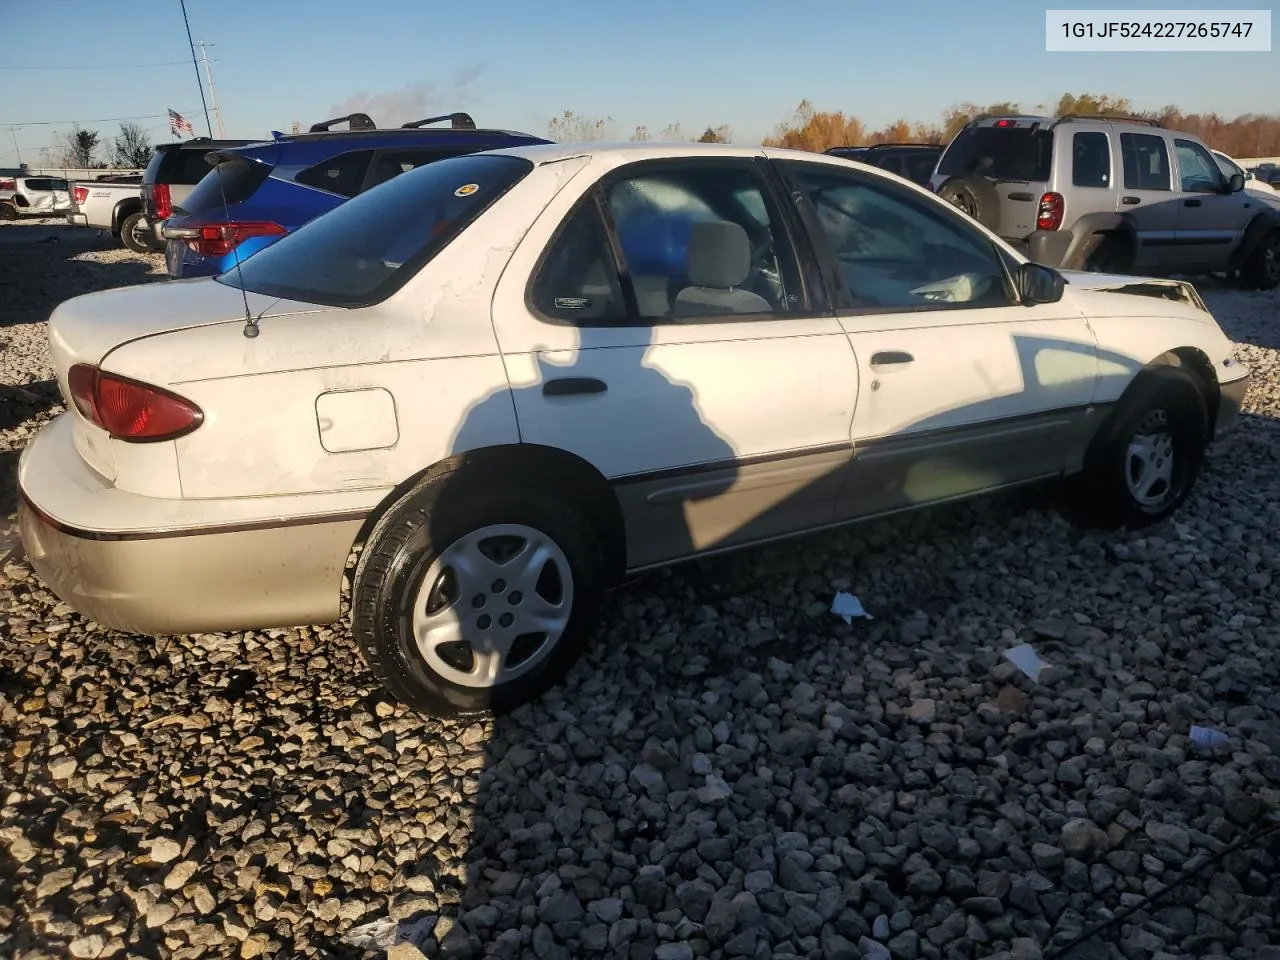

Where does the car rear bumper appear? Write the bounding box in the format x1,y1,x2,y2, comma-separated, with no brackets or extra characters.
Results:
1215,371,1250,438
16,414,369,635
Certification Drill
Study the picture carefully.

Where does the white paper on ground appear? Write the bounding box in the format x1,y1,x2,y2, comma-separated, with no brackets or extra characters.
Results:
1189,725,1230,747
831,591,874,623
1004,643,1050,682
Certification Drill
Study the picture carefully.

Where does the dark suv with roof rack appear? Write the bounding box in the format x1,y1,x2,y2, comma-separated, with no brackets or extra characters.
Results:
929,113,1280,288
823,142,943,188
159,112,550,279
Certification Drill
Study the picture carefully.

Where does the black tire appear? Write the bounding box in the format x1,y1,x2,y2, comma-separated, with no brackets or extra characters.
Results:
1239,229,1280,290
351,470,605,717
936,175,1001,232
1072,366,1209,530
1084,234,1134,274
0,202,18,221
119,212,152,254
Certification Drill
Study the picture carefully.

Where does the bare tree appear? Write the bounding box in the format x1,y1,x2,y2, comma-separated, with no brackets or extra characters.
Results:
547,110,614,142
111,122,153,168
60,125,101,167
629,125,650,142
658,122,688,141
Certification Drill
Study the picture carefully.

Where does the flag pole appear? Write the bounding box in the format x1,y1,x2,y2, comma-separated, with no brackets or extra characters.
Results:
179,0,213,138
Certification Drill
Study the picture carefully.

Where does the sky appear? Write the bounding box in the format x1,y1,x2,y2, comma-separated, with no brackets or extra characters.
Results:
2,0,1277,166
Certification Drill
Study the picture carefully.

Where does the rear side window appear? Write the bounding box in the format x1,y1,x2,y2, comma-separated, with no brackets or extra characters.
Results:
176,159,273,216
364,148,475,190
23,178,54,191
1072,132,1111,188
531,200,627,322
218,153,534,307
294,150,374,197
937,126,1054,182
1121,133,1171,191
902,152,940,182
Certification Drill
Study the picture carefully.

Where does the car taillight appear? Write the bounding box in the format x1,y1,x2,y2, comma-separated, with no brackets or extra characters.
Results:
184,221,286,258
1037,192,1064,231
66,363,203,442
0,178,14,191
73,186,89,205
153,182,172,219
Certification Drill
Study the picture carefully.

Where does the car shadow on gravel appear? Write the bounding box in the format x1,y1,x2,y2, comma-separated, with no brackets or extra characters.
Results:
0,237,162,330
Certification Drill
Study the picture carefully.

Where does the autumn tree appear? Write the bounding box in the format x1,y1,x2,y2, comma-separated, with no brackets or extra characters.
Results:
111,122,153,168
763,100,865,152
1055,93,1133,117
868,119,912,144
547,110,614,142
697,125,731,143
60,125,101,167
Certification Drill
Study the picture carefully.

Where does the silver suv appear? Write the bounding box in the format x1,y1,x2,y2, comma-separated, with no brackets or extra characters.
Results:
930,114,1280,289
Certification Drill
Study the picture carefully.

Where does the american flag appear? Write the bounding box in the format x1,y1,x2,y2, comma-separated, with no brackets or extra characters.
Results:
168,108,194,137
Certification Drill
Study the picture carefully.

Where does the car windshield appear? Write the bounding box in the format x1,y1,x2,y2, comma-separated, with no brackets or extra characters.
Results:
937,125,1054,181
216,153,534,308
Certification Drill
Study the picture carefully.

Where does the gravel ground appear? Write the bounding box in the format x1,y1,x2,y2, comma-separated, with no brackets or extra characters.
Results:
1,217,1279,960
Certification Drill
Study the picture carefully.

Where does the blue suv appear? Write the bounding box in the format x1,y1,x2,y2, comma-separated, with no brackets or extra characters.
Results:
160,112,550,279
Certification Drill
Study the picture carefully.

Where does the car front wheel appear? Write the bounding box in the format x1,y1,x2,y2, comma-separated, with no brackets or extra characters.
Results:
351,473,604,717
1073,366,1209,529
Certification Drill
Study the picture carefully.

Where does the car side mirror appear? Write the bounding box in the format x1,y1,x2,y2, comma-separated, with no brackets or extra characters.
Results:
1227,172,1245,193
1019,262,1065,304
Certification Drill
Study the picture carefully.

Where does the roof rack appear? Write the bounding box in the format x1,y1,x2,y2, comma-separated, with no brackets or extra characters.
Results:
1055,114,1160,127
308,112,377,133
863,142,940,150
401,112,476,130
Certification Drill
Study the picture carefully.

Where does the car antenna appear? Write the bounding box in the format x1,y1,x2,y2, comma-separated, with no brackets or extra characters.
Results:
210,152,260,338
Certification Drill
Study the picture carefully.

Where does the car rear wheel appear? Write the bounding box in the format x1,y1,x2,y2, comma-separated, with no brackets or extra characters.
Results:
1239,229,1280,290
351,473,604,717
1072,366,1209,529
119,212,152,254
0,202,18,221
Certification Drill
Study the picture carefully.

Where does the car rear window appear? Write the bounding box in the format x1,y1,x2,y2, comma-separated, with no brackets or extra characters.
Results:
161,148,220,185
937,126,1054,182
217,153,534,308
176,158,274,216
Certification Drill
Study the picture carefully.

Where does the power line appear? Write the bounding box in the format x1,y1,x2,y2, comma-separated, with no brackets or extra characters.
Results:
0,61,191,70
0,111,198,127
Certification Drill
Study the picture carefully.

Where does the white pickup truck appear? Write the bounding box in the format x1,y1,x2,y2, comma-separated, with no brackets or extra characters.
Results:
65,177,155,253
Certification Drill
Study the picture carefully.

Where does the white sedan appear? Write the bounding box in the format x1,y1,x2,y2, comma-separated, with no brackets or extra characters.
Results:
18,142,1250,716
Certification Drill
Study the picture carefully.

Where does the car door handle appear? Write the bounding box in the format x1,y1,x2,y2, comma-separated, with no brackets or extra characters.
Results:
1121,196,1141,205
1184,198,1202,207
542,377,607,397
870,351,914,367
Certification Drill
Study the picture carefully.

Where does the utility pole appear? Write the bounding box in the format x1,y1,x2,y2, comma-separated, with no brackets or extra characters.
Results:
197,40,227,138
8,127,20,167
178,0,214,137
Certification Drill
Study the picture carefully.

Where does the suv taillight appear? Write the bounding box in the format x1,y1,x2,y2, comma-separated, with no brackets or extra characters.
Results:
184,221,286,258
1037,192,1064,231
152,182,172,219
67,363,203,442
73,186,89,206
0,178,14,191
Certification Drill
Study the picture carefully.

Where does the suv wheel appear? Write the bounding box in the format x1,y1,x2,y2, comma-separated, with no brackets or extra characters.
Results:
119,212,152,254
1239,229,1280,290
0,202,17,221
352,473,605,717
1084,234,1133,274
936,175,1001,231
1071,366,1208,530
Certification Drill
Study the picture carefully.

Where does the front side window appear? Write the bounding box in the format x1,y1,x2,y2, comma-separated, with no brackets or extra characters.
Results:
217,153,533,307
1121,133,1171,191
601,160,804,319
1213,152,1244,180
1175,139,1226,193
294,150,374,197
782,161,1013,312
1072,132,1111,188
